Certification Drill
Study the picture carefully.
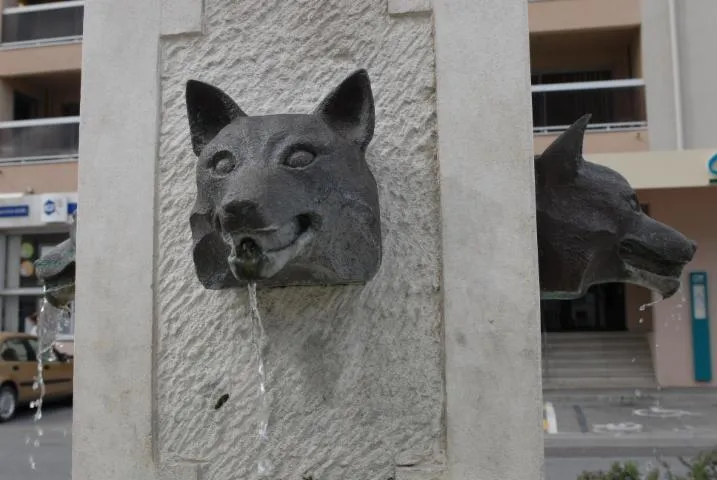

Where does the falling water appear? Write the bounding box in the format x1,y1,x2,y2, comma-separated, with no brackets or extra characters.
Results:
247,282,272,477
27,284,73,472
639,294,664,311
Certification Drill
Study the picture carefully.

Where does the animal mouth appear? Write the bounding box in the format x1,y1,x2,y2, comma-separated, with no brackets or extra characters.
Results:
225,214,315,280
619,240,687,298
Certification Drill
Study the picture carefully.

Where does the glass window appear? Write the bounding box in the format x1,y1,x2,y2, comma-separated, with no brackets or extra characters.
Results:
25,337,57,363
0,339,32,362
19,232,68,289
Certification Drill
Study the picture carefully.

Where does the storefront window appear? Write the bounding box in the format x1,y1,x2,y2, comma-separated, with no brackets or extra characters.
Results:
0,231,73,335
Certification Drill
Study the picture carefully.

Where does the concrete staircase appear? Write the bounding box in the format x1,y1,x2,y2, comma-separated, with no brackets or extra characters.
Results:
541,332,657,390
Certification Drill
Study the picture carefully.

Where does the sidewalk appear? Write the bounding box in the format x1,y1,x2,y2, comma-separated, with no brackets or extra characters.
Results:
543,387,717,457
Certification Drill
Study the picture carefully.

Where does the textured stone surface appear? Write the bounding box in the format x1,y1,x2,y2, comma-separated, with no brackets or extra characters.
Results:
157,1,442,478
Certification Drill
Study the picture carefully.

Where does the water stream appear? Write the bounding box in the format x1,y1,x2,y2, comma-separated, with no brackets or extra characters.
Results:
27,284,74,471
247,282,272,477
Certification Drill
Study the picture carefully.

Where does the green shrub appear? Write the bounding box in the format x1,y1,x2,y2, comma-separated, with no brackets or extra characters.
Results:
577,450,717,480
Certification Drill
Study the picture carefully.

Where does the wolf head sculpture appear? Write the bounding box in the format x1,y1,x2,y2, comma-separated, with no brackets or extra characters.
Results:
535,114,697,300
34,211,77,308
186,69,382,289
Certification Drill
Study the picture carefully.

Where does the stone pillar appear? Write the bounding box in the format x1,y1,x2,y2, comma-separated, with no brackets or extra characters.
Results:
72,1,161,479
74,1,543,479
433,0,543,478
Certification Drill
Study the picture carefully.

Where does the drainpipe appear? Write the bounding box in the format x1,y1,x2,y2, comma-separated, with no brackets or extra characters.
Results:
667,0,684,150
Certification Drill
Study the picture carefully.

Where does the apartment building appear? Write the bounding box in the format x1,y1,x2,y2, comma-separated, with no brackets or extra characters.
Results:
0,0,81,334
536,0,717,389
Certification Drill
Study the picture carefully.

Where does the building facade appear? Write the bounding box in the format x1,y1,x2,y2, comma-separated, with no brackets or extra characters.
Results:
0,0,81,334
534,0,717,388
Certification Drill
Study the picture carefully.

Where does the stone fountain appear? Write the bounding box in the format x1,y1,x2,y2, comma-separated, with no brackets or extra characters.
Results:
66,1,698,480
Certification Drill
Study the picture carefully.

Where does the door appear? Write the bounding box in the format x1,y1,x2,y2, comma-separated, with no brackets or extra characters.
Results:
25,338,73,398
0,338,38,404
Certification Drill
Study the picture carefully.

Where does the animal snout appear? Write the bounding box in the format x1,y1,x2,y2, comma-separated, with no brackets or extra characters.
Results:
219,200,269,232
689,240,698,256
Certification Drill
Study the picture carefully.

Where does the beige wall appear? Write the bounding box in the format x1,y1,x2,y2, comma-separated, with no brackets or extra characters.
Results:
0,161,77,193
529,0,641,34
636,186,717,387
643,0,717,150
534,130,649,155
0,43,82,77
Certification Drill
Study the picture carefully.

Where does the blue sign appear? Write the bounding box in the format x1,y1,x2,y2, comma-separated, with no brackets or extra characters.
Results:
690,271,712,382
0,205,29,218
708,154,717,175
43,199,56,215
68,202,77,215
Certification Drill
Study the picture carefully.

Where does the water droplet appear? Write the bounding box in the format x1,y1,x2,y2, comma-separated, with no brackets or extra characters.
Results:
28,456,36,470
639,318,644,324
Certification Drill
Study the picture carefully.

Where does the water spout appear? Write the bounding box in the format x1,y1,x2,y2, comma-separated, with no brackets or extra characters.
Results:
247,282,272,476
34,211,77,308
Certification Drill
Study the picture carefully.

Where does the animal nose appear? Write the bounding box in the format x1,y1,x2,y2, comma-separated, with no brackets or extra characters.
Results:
220,200,267,231
690,240,698,255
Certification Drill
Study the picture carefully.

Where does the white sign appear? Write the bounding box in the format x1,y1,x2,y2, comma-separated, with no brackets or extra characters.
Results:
40,194,68,223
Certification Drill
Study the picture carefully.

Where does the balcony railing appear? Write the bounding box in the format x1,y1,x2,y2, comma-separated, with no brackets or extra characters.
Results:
531,79,647,134
0,116,79,165
1,1,84,47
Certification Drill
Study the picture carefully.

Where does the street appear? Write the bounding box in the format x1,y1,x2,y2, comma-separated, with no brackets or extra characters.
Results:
1,390,716,479
544,389,717,479
0,403,72,480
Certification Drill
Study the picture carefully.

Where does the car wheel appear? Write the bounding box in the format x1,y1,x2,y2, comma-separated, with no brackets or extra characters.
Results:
0,385,17,423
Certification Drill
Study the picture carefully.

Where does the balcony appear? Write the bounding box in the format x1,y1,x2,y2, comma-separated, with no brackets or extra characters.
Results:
1,1,83,47
532,78,649,154
0,116,79,165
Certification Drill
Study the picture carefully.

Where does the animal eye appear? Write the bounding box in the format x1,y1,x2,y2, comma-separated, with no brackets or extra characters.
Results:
283,149,316,169
628,194,641,212
209,151,235,176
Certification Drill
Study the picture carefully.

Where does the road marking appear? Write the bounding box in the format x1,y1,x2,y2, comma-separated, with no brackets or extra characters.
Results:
545,402,558,434
633,406,697,418
572,404,589,433
592,422,643,434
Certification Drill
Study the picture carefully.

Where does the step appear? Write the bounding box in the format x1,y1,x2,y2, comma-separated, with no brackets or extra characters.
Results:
543,358,653,368
543,376,657,390
543,336,650,346
543,367,655,378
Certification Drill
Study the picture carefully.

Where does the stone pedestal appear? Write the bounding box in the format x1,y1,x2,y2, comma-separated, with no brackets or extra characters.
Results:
73,1,542,479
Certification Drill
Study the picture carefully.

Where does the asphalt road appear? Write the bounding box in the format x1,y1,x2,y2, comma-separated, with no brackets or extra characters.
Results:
0,403,72,480
0,399,710,480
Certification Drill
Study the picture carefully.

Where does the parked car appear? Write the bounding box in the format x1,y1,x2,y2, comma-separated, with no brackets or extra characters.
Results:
0,332,73,422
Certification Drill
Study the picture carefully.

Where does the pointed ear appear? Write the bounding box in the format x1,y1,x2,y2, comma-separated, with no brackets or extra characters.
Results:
314,69,375,151
185,80,247,156
535,114,591,186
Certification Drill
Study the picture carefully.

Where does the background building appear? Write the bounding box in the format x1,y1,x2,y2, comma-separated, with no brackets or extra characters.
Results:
535,0,717,389
0,0,81,334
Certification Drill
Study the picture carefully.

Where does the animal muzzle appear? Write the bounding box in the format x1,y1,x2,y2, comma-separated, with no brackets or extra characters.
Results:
217,200,316,280
618,220,697,298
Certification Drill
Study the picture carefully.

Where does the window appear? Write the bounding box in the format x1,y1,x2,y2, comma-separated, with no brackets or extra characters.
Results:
25,337,58,363
0,339,32,362
531,70,646,129
13,91,39,120
1,232,74,335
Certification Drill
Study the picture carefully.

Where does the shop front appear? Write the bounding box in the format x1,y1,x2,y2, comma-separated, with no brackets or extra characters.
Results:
0,192,76,336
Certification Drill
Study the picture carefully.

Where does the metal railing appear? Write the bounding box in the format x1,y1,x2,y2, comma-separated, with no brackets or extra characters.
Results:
1,1,84,47
0,116,80,165
532,78,647,134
